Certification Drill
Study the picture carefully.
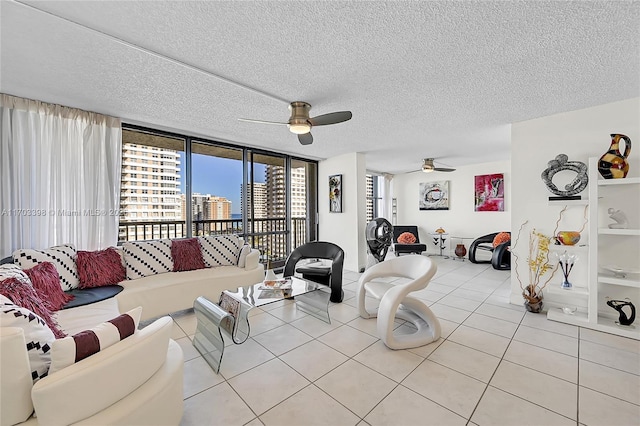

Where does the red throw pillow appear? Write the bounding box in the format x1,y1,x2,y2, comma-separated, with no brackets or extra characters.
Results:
493,232,511,248
76,247,126,289
0,277,66,338
398,232,417,244
172,238,206,272
23,262,74,311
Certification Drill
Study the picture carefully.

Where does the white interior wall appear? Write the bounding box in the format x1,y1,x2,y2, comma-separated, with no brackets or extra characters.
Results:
318,152,368,272
392,160,511,255
511,97,640,310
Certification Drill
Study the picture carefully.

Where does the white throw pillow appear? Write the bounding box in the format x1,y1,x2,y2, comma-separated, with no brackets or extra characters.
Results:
13,244,80,291
199,234,242,267
0,294,56,383
122,240,173,280
237,244,251,268
49,306,142,374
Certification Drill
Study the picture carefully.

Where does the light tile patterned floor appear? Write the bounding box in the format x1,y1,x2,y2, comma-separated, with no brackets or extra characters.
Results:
168,257,640,426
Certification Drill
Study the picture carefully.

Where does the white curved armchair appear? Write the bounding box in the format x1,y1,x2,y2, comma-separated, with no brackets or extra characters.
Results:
357,255,441,349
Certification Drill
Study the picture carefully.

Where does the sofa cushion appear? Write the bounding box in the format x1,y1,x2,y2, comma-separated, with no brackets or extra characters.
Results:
24,261,74,311
0,294,55,383
199,234,242,267
62,285,124,310
49,306,142,374
77,247,126,288
13,244,80,291
0,275,66,338
171,238,206,272
122,239,173,280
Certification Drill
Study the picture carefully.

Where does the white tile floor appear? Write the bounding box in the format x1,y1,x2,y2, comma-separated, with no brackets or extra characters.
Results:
166,257,640,426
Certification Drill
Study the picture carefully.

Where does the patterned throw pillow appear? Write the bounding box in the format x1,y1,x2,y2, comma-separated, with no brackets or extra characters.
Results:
0,275,66,338
76,247,126,288
0,294,56,383
199,234,242,267
397,232,417,244
122,240,173,280
13,244,80,291
171,238,205,272
49,306,142,375
23,262,75,311
492,232,511,248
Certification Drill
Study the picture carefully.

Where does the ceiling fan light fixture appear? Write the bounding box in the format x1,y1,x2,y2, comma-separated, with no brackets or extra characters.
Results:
422,166,434,173
288,122,311,134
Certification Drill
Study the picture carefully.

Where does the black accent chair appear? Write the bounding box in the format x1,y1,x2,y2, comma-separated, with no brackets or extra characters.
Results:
392,225,427,256
469,232,511,270
283,241,344,303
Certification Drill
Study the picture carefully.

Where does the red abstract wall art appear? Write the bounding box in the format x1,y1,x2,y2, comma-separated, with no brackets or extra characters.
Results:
475,173,504,211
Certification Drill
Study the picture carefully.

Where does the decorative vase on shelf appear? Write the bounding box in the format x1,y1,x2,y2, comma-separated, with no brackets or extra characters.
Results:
598,134,631,179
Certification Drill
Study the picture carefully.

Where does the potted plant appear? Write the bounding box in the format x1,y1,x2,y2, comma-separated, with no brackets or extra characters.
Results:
511,221,557,313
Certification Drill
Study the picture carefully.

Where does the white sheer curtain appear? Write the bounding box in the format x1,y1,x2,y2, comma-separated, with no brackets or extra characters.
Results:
0,94,122,257
380,173,394,221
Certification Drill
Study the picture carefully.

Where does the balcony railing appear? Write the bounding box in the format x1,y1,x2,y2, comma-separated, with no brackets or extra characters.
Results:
118,217,308,268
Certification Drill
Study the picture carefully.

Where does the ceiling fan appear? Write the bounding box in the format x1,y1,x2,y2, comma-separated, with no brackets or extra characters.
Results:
422,158,456,173
238,101,352,145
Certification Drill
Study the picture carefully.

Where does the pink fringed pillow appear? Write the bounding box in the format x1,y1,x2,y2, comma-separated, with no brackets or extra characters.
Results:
76,247,126,289
397,232,417,244
172,238,206,272
0,277,66,338
23,262,74,311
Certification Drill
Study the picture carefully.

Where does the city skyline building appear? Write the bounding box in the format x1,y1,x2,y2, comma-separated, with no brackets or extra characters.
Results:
120,143,182,222
180,193,232,221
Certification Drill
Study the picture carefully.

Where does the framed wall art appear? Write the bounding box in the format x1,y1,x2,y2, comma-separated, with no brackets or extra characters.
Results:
419,181,449,210
475,173,504,211
329,174,342,213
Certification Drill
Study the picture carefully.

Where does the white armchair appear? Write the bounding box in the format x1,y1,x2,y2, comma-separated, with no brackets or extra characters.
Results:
357,255,441,350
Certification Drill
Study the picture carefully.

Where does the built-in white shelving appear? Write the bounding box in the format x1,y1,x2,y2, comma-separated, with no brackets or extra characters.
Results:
548,199,589,206
546,157,640,340
598,228,640,236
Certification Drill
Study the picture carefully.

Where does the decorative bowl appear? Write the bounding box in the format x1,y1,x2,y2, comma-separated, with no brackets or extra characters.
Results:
556,231,581,246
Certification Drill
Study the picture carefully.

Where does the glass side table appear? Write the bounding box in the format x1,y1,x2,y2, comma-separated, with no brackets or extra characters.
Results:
429,232,450,257
451,236,474,261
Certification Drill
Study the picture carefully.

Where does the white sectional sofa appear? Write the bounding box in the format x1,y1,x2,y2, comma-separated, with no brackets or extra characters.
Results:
0,236,265,426
117,246,264,321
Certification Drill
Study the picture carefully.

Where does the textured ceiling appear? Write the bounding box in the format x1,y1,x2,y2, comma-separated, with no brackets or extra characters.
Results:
1,1,638,174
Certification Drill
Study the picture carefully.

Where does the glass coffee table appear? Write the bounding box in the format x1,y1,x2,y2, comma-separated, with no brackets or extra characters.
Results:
192,276,330,373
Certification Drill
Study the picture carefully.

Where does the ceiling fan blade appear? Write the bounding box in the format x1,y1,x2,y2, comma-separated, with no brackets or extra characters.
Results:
308,111,352,126
434,167,456,172
298,132,313,145
238,118,288,126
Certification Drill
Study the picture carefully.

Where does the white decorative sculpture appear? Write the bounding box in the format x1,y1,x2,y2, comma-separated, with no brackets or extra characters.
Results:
608,208,629,229
356,255,441,349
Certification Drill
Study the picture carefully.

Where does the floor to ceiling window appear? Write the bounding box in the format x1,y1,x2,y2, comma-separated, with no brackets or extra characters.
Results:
118,125,318,266
366,174,384,222
119,129,186,241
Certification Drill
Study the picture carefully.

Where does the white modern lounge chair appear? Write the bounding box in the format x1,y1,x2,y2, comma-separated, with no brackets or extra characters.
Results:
357,255,441,350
